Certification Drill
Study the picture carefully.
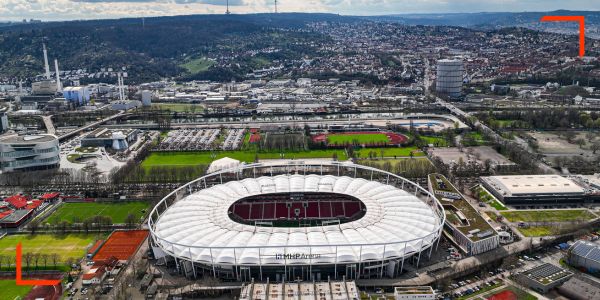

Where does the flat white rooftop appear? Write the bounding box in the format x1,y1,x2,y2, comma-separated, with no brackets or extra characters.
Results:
482,175,585,196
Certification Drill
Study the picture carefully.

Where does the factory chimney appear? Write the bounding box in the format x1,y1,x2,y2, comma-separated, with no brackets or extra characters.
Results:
54,59,62,92
43,43,51,79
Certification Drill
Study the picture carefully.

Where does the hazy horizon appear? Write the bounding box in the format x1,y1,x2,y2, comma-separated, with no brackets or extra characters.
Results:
2,0,600,22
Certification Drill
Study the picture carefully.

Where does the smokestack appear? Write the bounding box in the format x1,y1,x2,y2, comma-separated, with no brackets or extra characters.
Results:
43,43,51,79
54,59,62,92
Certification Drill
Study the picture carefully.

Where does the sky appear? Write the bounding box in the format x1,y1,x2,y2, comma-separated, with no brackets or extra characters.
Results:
1,0,600,21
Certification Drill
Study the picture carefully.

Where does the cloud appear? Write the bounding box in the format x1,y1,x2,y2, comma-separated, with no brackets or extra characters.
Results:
72,0,245,5
1,0,599,21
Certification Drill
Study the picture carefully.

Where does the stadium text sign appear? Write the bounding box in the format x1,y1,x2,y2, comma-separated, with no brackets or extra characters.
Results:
275,253,321,260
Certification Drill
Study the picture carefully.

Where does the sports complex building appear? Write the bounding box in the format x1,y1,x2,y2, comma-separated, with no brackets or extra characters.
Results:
149,162,445,281
479,175,597,206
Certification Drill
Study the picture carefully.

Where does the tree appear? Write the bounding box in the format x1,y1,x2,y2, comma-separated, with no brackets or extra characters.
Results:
592,141,600,154
41,253,49,269
125,213,137,228
27,219,40,234
51,253,59,268
24,252,33,272
58,221,70,234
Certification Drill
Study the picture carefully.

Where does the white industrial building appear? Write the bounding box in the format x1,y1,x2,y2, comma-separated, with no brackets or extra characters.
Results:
394,286,436,300
436,59,464,98
240,280,359,300
567,240,600,274
480,175,588,206
0,134,60,172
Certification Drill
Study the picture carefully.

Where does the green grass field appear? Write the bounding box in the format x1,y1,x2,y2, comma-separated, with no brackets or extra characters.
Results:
152,103,203,112
0,234,99,262
474,186,507,210
180,57,214,74
420,136,449,147
327,133,390,145
45,202,148,224
500,209,596,223
0,280,32,300
142,147,424,168
518,226,555,237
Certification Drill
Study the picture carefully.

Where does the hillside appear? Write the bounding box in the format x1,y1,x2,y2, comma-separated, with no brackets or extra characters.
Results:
0,13,353,83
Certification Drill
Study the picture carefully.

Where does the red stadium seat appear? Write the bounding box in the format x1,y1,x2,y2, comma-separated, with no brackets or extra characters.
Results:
332,202,345,217
263,203,275,219
306,202,319,218
250,203,263,220
319,202,332,218
234,204,250,220
275,203,288,218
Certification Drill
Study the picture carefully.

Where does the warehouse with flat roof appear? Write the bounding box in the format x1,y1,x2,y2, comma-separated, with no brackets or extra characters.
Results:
480,175,593,206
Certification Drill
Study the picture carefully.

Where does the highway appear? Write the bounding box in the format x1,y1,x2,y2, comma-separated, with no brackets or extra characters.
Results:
57,110,127,142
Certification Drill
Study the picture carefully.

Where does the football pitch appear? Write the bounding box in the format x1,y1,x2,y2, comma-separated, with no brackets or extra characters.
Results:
0,280,32,300
0,234,99,262
45,202,148,224
327,133,390,144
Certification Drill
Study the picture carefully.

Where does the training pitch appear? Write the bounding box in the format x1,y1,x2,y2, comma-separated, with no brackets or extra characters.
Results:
0,234,99,262
45,202,148,224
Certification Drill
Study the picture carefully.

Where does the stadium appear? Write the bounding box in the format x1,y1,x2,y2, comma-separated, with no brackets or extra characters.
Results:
148,162,445,282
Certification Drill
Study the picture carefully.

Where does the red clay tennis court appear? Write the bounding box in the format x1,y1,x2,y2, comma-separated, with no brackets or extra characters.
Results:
93,230,148,261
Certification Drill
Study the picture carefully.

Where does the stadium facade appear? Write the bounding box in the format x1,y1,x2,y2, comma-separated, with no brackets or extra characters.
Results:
149,162,445,281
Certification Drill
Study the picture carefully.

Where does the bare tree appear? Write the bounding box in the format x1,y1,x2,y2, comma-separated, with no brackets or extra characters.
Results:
24,252,33,272
27,219,40,234
33,253,41,270
51,253,59,268
125,213,137,229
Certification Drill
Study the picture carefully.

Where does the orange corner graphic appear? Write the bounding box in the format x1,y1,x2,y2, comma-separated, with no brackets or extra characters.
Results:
15,242,62,286
540,15,585,57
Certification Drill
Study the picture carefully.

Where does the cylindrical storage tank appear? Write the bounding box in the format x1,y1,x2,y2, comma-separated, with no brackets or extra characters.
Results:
141,90,152,106
436,59,464,97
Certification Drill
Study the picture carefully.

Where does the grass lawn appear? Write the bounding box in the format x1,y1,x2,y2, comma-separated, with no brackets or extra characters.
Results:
0,280,32,300
420,136,449,147
45,202,148,224
462,131,489,146
327,133,390,145
518,226,555,237
66,154,81,163
500,209,596,223
474,186,507,211
355,147,423,158
180,57,214,73
152,103,203,113
74,146,98,153
0,234,100,262
142,147,424,168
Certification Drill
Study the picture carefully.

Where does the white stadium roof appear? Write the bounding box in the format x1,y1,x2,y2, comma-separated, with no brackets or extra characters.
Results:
153,174,441,265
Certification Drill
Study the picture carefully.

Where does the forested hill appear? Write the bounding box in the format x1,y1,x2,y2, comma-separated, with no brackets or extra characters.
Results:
0,13,356,83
